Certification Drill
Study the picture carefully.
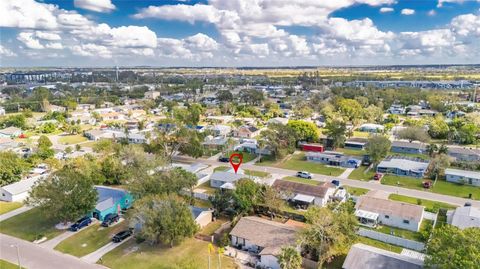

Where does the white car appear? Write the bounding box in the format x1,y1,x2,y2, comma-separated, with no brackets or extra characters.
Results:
296,171,312,179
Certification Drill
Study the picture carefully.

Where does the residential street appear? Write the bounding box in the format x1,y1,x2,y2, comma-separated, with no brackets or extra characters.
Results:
175,156,480,207
0,233,107,269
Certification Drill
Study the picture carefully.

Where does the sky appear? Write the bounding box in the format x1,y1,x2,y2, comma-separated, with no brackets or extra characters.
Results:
0,0,479,67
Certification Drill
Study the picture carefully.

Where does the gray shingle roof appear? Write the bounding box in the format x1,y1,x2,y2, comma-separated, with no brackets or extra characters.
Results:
209,171,245,183
356,196,424,222
343,243,423,269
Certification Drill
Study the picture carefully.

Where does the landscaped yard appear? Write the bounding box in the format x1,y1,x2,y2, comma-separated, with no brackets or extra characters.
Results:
192,198,212,209
348,166,375,181
55,222,128,257
388,194,456,213
0,201,23,215
58,134,88,145
100,238,238,269
364,219,433,242
353,131,370,138
269,153,345,176
357,236,403,253
381,175,480,200
344,186,369,196
282,176,320,186
0,207,63,241
213,166,230,172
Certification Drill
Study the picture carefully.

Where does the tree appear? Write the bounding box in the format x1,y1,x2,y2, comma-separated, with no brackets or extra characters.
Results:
233,179,261,215
37,135,54,159
397,126,430,143
292,103,313,120
261,185,283,219
39,122,57,134
27,167,97,223
38,135,53,148
428,116,450,139
425,225,480,269
425,143,438,157
278,246,302,269
287,120,319,143
0,151,31,186
259,123,296,160
216,90,233,102
324,118,346,149
336,99,363,125
457,123,478,145
363,105,383,123
365,135,391,167
429,154,450,182
209,189,234,216
131,195,198,247
240,89,264,105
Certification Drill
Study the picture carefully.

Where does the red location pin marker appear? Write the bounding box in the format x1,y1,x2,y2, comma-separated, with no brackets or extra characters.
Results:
229,153,243,174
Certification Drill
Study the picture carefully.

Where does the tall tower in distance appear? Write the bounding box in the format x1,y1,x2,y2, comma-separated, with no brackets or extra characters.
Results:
115,66,119,82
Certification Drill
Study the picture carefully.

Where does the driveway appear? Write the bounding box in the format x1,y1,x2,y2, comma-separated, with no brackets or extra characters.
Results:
81,238,131,264
40,231,76,249
0,206,33,222
0,233,107,269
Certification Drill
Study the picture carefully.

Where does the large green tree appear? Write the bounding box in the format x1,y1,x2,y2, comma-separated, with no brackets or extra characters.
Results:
324,118,347,149
287,120,319,143
397,126,430,143
278,246,303,269
233,179,261,215
0,151,31,186
259,123,296,160
365,135,392,167
428,116,450,139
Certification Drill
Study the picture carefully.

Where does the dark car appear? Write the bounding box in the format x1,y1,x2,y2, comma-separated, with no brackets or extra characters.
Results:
69,216,92,232
112,229,132,243
331,179,341,187
101,213,120,227
218,156,229,163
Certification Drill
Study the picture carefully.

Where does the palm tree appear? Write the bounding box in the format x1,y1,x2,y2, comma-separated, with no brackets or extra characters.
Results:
278,246,302,269
425,143,438,157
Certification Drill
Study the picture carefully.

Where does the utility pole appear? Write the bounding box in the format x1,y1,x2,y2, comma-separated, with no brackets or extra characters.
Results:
10,244,21,269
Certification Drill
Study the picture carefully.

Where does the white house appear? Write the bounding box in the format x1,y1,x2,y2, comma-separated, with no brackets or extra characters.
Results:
209,170,245,189
447,205,480,229
230,216,299,269
445,168,480,187
190,206,213,228
0,175,47,202
272,179,336,207
267,117,289,125
358,123,384,133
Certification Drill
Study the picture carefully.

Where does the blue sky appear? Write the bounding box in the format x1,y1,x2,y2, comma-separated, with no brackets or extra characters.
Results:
1,0,479,67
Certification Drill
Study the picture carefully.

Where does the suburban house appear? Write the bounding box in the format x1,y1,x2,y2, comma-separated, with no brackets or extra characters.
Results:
376,156,430,178
84,129,111,141
207,125,232,137
342,243,423,269
267,117,289,125
387,104,406,115
344,138,368,150
272,179,336,207
358,123,384,133
446,205,480,229
144,90,160,100
92,186,133,221
0,175,45,202
447,147,480,162
0,127,22,138
445,168,480,187
113,132,148,144
391,141,426,155
306,151,361,168
230,216,299,269
190,206,213,228
209,170,246,189
233,125,261,138
355,195,425,232
0,137,18,151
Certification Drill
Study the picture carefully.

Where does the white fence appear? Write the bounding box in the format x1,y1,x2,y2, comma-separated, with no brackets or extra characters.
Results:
358,228,425,251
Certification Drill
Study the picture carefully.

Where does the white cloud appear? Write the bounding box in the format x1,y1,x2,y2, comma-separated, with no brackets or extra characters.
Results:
184,33,219,51
35,31,61,41
428,10,437,16
17,32,44,49
0,45,17,57
0,0,58,29
45,42,63,49
401,9,415,15
71,43,112,58
380,7,394,13
74,0,115,13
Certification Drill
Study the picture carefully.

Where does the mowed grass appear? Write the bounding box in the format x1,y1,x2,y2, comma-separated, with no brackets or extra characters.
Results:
0,207,63,242
213,166,229,172
55,222,128,257
388,194,457,213
58,134,88,145
381,175,480,200
226,151,257,163
0,259,24,269
282,176,320,186
101,238,238,269
348,166,375,181
0,202,23,215
357,237,403,253
274,153,345,176
344,186,369,196
199,218,228,236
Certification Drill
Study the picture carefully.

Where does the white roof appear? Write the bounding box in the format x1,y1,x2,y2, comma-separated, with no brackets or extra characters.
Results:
220,182,236,190
377,158,429,172
445,168,480,180
293,194,315,203
449,206,480,229
355,209,379,221
1,176,43,195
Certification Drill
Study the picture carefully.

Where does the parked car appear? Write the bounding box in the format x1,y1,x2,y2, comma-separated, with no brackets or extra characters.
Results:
218,156,229,163
101,213,120,227
296,171,312,179
373,173,384,181
69,216,92,232
331,179,341,187
423,181,433,189
112,229,133,243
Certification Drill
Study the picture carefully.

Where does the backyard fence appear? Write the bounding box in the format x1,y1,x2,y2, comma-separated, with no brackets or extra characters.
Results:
358,228,425,251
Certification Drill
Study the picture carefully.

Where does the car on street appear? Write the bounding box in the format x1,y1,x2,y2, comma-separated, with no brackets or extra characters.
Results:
296,171,312,179
218,156,229,162
69,216,92,232
101,213,120,227
373,173,384,181
331,179,341,187
112,229,133,243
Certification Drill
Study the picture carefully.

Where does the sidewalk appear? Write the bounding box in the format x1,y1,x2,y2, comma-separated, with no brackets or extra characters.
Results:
81,238,131,264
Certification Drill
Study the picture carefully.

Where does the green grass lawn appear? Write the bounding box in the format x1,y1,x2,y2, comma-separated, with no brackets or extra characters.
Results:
275,153,345,176
381,175,480,200
0,202,23,215
344,186,370,196
0,207,63,242
0,259,24,269
353,131,371,138
195,181,217,195
388,194,456,213
192,198,212,209
357,237,403,253
348,166,375,181
226,151,257,163
100,238,238,269
282,176,320,186
373,225,420,241
213,166,229,172
58,134,88,145
80,141,98,148
199,218,228,236
244,169,270,178
55,222,127,257
336,148,366,157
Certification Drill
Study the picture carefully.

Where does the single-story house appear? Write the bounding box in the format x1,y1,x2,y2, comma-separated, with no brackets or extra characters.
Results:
234,125,261,138
272,179,336,207
445,168,480,187
447,147,480,162
446,205,480,229
113,132,148,144
0,175,47,202
355,195,425,232
230,216,299,269
391,141,426,155
144,90,160,100
267,117,289,125
84,129,110,141
0,127,22,138
342,243,423,269
345,138,368,150
387,104,406,115
208,125,232,137
92,186,133,221
306,151,361,168
376,157,429,178
358,124,384,133
209,171,246,189
190,206,213,228
202,136,230,150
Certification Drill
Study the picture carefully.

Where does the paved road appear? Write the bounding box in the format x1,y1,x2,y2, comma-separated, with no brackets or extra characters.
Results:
176,156,480,207
0,206,33,222
81,238,131,264
0,233,107,269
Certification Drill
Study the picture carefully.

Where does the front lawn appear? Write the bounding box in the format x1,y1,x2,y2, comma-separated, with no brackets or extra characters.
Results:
195,181,217,195
0,201,23,215
381,175,480,200
388,194,456,213
357,237,403,253
226,151,257,163
244,169,270,178
55,222,128,257
0,259,24,269
58,134,88,145
344,186,369,196
282,176,320,186
348,166,375,181
213,166,229,172
276,153,345,176
0,207,63,241
100,238,238,269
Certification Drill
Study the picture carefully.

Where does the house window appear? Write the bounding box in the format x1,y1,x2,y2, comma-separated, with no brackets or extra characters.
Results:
403,220,410,224
385,215,389,219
